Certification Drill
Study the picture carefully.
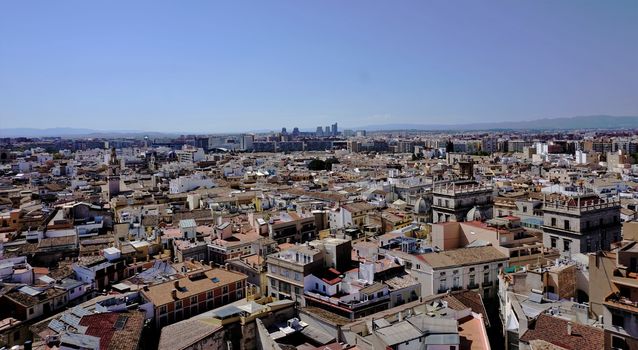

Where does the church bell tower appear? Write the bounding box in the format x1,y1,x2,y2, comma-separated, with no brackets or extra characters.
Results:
107,148,121,200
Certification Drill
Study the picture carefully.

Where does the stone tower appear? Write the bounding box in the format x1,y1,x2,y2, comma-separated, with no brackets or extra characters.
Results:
107,148,120,200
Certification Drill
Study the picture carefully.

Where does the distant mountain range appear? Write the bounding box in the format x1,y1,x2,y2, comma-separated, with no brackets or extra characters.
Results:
356,115,638,131
2,115,637,137
0,127,173,138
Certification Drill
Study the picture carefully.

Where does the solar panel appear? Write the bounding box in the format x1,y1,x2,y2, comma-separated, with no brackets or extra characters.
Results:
18,286,42,296
95,304,108,313
114,315,128,330
71,306,91,318
48,319,66,333
61,313,81,327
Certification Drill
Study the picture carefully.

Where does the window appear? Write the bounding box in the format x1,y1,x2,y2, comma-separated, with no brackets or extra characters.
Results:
551,217,556,226
483,272,490,284
222,286,228,294
612,313,624,328
440,279,447,290
322,285,326,292
522,206,527,213
611,335,627,349
416,264,421,270
563,239,571,252
445,200,449,208
191,296,198,304
176,300,182,309
377,291,383,298
236,281,242,289
469,275,475,286
315,282,319,290
207,291,213,299
160,305,167,314
564,220,570,230
550,236,557,249
28,308,34,315
453,276,460,288
294,272,301,281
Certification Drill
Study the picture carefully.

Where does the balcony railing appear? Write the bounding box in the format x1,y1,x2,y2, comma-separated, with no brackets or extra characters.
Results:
305,291,391,310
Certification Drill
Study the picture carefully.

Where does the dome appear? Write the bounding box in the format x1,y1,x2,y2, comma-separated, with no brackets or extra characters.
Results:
466,206,483,221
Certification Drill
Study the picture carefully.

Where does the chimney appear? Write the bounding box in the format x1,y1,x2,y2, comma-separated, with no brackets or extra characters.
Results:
567,322,573,336
171,289,178,300
174,280,180,289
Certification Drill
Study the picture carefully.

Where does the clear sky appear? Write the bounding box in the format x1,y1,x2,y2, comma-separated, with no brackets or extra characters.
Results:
1,0,637,133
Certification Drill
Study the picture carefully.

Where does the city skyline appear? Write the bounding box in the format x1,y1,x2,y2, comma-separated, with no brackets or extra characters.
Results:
2,0,637,132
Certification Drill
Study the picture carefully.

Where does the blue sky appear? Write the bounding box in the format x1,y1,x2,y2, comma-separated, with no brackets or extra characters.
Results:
1,0,637,132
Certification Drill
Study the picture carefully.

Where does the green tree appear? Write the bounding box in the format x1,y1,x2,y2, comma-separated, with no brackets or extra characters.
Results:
307,159,326,171
325,157,340,171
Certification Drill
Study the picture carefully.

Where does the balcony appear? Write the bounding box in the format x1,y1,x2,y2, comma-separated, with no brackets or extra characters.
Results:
304,291,390,310
605,293,638,312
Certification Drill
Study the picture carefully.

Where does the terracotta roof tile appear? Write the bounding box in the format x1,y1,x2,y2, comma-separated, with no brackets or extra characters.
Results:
520,314,603,350
141,267,246,306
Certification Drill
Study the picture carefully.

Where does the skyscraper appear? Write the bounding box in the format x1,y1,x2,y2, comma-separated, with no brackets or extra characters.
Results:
241,134,255,151
331,123,338,136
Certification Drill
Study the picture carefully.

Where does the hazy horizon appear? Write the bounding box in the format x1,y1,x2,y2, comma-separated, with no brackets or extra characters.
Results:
2,1,637,132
